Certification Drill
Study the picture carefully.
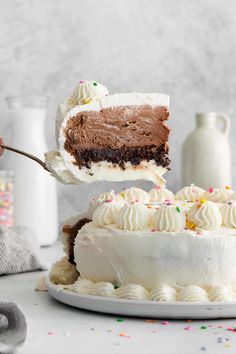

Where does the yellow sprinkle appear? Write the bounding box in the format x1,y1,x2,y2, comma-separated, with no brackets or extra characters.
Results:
82,98,93,104
225,185,231,190
120,192,125,199
186,218,196,230
200,198,207,204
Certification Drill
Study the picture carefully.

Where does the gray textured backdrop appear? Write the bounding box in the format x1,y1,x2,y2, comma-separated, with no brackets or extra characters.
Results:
0,0,236,222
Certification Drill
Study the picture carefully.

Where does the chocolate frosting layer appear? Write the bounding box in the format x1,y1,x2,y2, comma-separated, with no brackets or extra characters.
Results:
64,105,169,151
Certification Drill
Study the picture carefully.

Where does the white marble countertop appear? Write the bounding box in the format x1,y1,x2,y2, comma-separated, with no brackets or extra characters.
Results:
1,243,236,354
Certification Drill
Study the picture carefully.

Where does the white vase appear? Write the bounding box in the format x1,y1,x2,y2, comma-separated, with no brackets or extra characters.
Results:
5,96,58,246
182,112,231,190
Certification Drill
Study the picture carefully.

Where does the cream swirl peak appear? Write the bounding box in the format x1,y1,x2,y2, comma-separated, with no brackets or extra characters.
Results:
204,187,234,203
175,184,205,202
92,201,123,227
119,187,150,203
221,201,236,228
153,204,186,232
187,200,222,231
149,185,174,202
116,203,151,231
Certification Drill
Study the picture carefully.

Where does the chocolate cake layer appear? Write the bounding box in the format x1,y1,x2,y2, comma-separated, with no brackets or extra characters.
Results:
63,218,91,264
65,144,170,169
63,105,170,168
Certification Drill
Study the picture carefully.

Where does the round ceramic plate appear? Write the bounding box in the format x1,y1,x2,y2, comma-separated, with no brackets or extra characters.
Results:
46,276,236,319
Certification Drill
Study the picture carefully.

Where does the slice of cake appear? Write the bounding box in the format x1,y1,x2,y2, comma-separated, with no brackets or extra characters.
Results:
45,81,170,184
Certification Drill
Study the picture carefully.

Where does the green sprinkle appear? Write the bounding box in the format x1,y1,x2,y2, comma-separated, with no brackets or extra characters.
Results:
201,325,208,329
176,206,181,212
116,318,124,322
93,82,98,86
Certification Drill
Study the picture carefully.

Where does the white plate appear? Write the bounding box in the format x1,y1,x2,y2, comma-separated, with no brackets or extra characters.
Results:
46,277,236,319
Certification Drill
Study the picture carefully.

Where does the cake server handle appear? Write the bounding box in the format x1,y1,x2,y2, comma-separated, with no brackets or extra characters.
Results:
0,143,50,172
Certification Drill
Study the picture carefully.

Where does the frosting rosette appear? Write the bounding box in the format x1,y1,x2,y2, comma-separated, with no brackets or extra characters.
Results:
149,185,174,202
153,204,186,232
221,202,236,228
175,184,205,202
116,203,151,231
91,190,124,208
178,285,208,302
92,201,123,227
150,285,176,301
119,187,150,203
70,80,109,105
203,187,234,203
187,200,222,231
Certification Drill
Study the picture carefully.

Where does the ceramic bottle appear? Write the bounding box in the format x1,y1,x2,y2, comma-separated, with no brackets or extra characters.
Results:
182,112,231,189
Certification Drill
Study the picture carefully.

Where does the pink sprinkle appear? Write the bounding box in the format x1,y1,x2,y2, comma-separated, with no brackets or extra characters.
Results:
184,326,192,331
208,187,214,193
227,327,234,331
48,330,55,336
161,321,170,325
151,228,156,232
155,185,161,190
105,199,112,203
79,80,84,84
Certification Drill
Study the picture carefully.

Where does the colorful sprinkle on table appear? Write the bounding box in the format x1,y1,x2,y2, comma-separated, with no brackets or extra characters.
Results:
225,185,231,190
176,206,181,212
161,321,170,325
208,187,214,193
116,318,124,322
201,325,208,329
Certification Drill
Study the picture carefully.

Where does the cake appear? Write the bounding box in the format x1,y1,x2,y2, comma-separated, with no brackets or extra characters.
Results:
48,81,236,303
45,81,170,185
50,185,236,302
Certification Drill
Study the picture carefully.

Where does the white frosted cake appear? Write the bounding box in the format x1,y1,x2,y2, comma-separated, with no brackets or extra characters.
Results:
50,185,236,302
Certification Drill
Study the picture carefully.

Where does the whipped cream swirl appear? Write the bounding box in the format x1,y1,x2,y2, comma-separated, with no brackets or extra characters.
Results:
175,184,205,202
150,285,177,301
208,286,235,302
116,203,151,231
149,186,174,202
119,187,150,203
115,284,149,300
153,204,186,232
221,202,236,228
92,202,123,227
204,188,234,203
178,285,208,302
187,201,222,231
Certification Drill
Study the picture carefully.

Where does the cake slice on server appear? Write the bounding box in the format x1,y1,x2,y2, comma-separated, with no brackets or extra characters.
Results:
45,81,170,184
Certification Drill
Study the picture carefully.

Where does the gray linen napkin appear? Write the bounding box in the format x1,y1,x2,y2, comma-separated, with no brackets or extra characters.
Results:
0,302,27,353
0,225,46,275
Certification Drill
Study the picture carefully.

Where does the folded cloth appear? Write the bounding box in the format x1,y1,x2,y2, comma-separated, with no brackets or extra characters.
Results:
0,302,27,353
0,225,46,275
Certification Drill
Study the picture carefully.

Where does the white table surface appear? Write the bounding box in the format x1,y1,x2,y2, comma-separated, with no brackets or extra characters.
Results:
1,242,236,354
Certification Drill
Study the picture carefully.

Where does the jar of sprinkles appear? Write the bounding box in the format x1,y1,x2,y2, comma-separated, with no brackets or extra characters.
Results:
0,171,14,227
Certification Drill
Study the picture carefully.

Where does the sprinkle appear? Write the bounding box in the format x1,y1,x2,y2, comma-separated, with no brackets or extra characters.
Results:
105,199,112,203
201,325,208,329
201,346,207,351
151,228,156,232
155,185,161,190
83,98,93,104
144,319,157,323
208,187,214,193
176,206,181,212
184,326,192,331
90,328,95,331
200,198,207,204
161,321,170,325
93,82,98,86
227,326,233,331
186,319,192,323
48,330,55,336
116,318,124,322
225,343,231,348
79,80,84,84
225,185,231,190
120,192,125,199
119,332,127,337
